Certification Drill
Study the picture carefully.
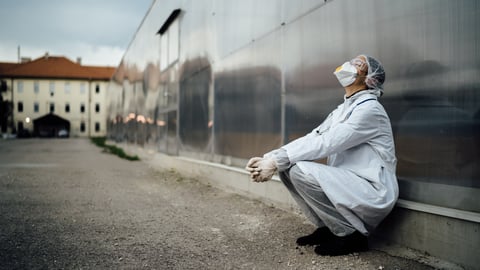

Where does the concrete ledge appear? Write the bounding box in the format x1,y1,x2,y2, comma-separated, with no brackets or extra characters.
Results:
374,207,479,270
148,152,300,214
115,142,301,212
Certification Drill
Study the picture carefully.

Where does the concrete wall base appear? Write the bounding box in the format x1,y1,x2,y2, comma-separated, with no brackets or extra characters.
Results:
373,207,479,270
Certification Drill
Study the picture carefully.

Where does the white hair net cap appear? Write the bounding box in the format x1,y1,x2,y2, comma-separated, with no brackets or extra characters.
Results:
360,54,386,96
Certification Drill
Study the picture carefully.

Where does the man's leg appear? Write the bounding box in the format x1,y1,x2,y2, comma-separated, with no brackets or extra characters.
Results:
286,165,356,236
278,167,324,229
278,165,355,246
279,165,368,255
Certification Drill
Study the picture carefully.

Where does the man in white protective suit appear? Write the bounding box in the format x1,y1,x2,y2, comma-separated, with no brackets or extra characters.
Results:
246,55,398,256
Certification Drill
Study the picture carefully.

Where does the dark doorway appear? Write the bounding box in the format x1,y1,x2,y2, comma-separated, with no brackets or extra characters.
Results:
33,113,70,138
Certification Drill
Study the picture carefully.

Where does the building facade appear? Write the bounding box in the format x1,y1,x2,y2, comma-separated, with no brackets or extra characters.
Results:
0,55,114,137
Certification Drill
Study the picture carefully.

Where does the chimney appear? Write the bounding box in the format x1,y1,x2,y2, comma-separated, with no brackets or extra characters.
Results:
77,57,82,65
21,57,31,63
45,52,49,59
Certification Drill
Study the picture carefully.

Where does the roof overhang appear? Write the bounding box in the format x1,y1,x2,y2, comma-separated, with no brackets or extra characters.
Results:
157,9,181,35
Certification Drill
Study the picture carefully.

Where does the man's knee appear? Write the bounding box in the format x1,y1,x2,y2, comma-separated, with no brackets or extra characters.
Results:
289,164,303,178
289,164,318,186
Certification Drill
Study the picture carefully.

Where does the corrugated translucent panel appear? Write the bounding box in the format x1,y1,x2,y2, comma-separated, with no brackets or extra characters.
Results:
107,0,480,213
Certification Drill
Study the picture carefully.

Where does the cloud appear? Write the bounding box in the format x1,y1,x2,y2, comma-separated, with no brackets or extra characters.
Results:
66,43,126,66
0,0,152,66
0,41,126,67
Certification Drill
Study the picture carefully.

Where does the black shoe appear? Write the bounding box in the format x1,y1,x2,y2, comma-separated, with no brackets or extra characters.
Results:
314,231,368,256
296,227,334,246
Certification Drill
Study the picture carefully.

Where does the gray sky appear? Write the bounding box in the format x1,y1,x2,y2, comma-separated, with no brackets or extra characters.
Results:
0,0,152,66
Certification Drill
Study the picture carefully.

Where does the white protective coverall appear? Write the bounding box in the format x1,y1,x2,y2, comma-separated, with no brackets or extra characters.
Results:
265,89,398,236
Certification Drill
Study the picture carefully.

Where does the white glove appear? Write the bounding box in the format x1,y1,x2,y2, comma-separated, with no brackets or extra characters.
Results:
245,157,277,182
246,157,262,180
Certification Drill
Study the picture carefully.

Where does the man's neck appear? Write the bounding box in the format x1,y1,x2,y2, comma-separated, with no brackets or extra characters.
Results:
345,85,367,98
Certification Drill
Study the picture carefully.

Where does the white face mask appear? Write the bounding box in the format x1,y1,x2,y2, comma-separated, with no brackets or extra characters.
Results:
333,61,358,87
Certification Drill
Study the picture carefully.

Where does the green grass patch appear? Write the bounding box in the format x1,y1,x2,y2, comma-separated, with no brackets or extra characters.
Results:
90,137,140,161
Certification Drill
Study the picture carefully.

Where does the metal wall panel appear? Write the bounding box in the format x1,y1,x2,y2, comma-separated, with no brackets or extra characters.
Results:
214,30,282,159
107,0,480,212
179,62,212,152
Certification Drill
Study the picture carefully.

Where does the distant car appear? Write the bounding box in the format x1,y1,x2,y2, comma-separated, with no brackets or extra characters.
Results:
58,129,69,138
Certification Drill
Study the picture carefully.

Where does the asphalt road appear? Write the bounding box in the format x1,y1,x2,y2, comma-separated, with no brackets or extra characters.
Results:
0,139,434,269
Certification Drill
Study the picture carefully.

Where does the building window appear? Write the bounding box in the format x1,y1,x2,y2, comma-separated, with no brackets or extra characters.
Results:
17,81,23,93
64,82,70,94
95,122,100,132
168,20,179,64
95,84,100,94
158,9,180,71
160,36,168,70
80,122,86,132
0,80,6,92
17,121,23,132
34,81,39,94
50,82,55,97
34,102,39,113
65,103,70,113
17,101,23,112
50,103,55,113
95,103,100,113
80,103,85,113
80,83,86,94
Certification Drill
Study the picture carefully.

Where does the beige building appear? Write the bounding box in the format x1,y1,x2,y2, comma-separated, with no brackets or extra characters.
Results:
0,54,115,137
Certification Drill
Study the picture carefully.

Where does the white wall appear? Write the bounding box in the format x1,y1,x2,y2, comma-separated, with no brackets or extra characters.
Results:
11,78,108,137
